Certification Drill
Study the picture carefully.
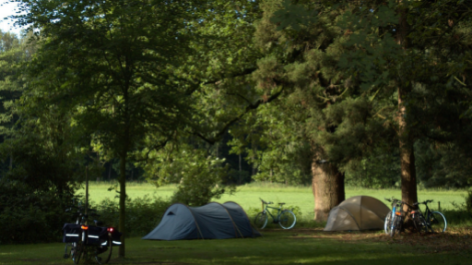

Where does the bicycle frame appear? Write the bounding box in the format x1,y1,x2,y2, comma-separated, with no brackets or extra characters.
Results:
262,204,283,222
412,200,443,233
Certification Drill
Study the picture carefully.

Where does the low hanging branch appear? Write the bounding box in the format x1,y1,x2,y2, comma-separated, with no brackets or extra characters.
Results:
193,87,285,145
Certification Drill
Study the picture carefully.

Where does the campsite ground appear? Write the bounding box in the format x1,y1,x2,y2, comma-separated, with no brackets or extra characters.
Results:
2,183,469,264
2,228,472,264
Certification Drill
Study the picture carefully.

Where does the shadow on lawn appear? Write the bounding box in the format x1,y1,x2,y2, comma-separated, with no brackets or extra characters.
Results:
122,228,472,265
284,227,472,254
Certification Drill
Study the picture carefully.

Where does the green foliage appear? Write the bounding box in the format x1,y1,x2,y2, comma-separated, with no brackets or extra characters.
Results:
0,172,78,244
95,195,172,238
344,146,400,189
143,144,233,206
415,140,472,188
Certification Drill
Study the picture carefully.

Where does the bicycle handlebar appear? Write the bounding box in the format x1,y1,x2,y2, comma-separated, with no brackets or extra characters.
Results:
384,197,413,208
259,198,273,204
413,200,434,206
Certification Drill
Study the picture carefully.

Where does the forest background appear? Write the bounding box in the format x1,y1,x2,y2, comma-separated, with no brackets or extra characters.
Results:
1,0,472,258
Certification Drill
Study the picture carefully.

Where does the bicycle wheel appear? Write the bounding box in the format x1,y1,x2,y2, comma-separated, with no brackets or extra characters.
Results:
394,215,403,235
103,237,113,264
384,211,392,235
429,211,447,233
64,243,71,259
279,210,296,229
387,211,398,237
72,242,83,264
254,212,268,229
413,213,427,234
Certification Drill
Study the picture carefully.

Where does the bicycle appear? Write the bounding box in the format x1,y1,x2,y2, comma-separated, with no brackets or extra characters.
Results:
254,198,296,229
63,204,121,264
411,200,447,234
384,198,407,237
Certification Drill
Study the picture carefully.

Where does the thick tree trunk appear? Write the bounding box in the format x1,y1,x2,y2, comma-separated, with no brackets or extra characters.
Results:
396,5,418,210
398,87,418,208
311,158,345,222
118,152,127,257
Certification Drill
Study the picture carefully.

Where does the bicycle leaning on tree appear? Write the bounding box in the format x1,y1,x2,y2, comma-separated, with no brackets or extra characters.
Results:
411,200,447,234
384,197,407,237
254,198,296,229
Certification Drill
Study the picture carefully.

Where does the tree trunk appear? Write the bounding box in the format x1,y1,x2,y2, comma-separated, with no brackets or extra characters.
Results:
118,153,127,257
398,87,418,208
396,5,418,210
311,159,345,222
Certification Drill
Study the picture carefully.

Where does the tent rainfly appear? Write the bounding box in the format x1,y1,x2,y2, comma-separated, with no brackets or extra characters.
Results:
324,196,390,231
142,201,261,240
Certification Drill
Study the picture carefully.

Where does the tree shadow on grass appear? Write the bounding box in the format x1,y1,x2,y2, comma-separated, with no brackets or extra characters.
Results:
131,228,472,265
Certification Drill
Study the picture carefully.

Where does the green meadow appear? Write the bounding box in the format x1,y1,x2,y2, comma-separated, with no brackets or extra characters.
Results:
78,182,468,220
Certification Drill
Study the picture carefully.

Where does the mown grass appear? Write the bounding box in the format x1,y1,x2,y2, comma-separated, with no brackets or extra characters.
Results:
78,181,468,221
2,228,472,265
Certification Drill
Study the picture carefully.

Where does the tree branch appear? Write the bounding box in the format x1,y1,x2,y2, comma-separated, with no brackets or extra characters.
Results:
193,87,285,144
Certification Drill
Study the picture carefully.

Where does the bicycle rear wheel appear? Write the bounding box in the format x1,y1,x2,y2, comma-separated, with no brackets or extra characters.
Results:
279,210,296,229
103,237,113,264
254,212,268,229
429,211,447,233
413,213,427,234
94,235,113,264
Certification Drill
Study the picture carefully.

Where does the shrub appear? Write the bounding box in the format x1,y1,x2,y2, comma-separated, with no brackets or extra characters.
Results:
95,195,172,237
0,183,78,244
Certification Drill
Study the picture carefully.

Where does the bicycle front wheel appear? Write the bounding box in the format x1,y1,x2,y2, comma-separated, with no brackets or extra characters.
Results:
429,211,447,233
384,211,392,235
279,210,296,229
72,242,83,264
254,212,268,229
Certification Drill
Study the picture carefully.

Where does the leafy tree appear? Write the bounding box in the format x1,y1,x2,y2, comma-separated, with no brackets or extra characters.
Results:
0,30,83,244
15,0,204,256
240,0,397,221
249,0,472,221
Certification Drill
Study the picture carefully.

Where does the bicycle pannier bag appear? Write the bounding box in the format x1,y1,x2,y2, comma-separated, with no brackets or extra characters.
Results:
86,226,107,245
112,230,122,246
62,223,81,243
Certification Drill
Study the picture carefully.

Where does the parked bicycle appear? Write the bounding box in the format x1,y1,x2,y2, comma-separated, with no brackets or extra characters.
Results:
63,204,121,264
411,200,447,234
384,198,407,237
254,198,296,229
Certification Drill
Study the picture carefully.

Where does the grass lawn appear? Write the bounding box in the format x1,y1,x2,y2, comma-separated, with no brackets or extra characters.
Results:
3,183,470,264
2,228,472,265
78,182,468,222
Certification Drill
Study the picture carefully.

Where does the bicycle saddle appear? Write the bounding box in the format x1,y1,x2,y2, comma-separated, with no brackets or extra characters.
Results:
278,203,286,206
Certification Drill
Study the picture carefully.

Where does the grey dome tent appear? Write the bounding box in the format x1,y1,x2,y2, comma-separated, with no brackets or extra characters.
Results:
143,202,260,240
324,196,390,231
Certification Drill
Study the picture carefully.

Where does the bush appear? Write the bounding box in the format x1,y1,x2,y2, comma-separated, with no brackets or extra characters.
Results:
0,183,78,244
95,195,172,237
145,146,233,206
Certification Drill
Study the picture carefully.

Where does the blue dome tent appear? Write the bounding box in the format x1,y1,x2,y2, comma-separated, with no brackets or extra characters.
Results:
142,202,260,240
